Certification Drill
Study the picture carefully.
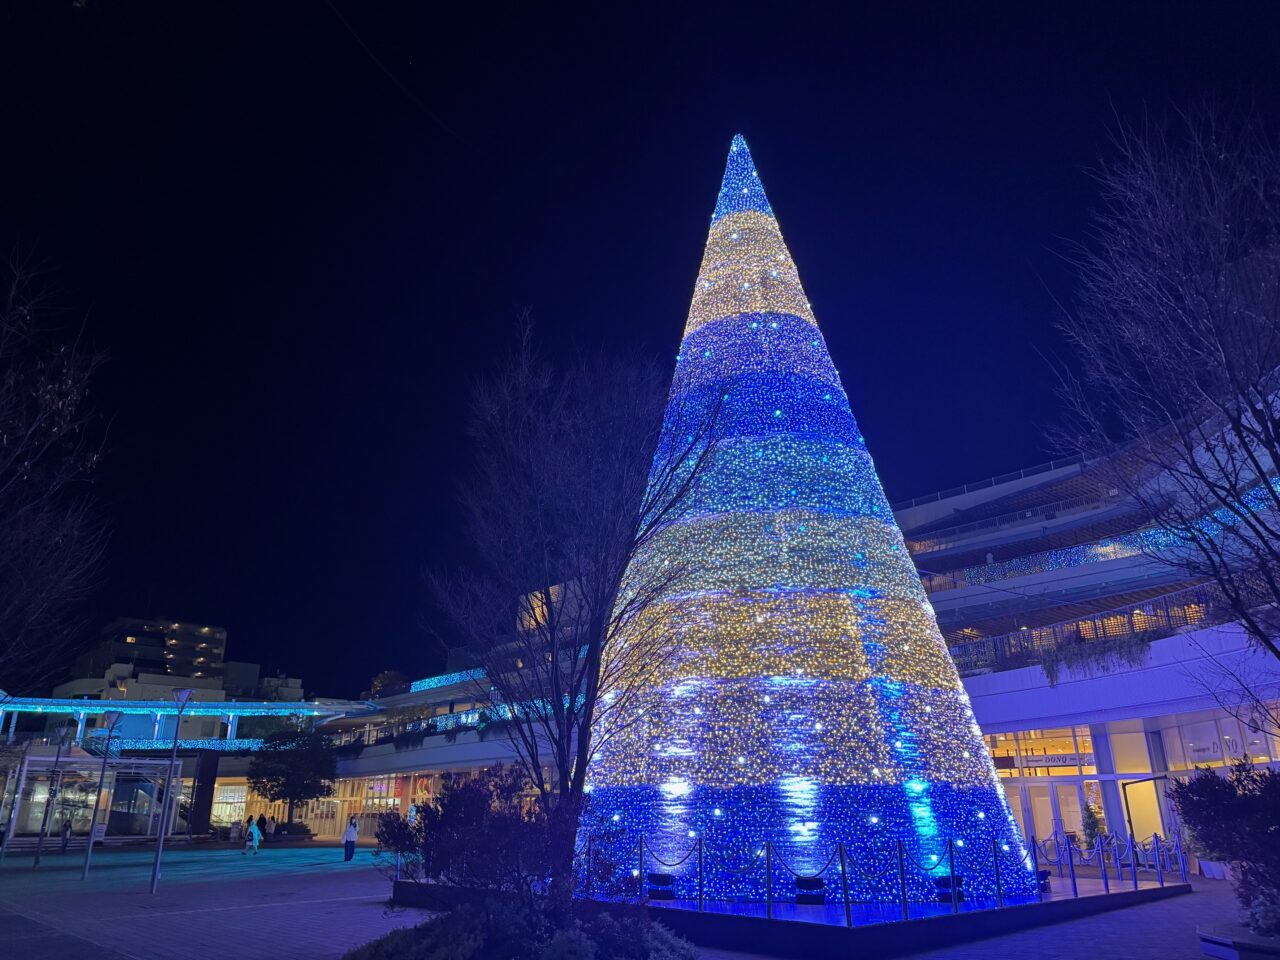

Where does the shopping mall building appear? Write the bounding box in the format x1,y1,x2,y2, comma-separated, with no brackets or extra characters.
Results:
296,454,1279,843
2,455,1278,848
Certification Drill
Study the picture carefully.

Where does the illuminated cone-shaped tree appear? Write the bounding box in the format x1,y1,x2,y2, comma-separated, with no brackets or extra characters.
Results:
584,135,1034,904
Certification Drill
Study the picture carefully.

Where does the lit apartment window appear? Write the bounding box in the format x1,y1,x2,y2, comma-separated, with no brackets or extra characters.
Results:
125,636,137,644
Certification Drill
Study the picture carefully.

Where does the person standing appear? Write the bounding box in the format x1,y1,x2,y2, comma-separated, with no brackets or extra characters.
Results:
256,812,267,838
265,815,276,841
342,816,358,862
60,818,73,854
243,816,261,855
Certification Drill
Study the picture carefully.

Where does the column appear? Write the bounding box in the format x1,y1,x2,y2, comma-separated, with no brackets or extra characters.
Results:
226,714,239,740
1090,723,1127,839
75,712,86,743
5,710,16,744
1146,727,1173,836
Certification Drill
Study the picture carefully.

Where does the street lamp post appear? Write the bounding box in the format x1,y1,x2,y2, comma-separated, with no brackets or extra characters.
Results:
150,689,193,894
82,710,122,880
32,722,73,869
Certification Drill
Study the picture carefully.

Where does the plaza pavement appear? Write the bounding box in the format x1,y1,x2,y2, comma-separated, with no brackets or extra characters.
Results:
0,842,420,960
0,842,1242,960
698,876,1238,960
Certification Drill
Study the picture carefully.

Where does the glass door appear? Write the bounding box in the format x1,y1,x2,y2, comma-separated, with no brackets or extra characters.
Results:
1027,784,1055,840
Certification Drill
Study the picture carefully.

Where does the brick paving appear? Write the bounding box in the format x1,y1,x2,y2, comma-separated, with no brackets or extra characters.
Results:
0,843,423,960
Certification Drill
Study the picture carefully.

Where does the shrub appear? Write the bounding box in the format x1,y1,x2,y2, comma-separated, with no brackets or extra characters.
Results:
341,902,694,960
374,809,424,881
393,729,428,751
1169,760,1280,935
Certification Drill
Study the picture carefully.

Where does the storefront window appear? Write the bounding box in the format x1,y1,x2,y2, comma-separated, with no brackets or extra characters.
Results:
212,784,246,826
1073,726,1097,774
1177,717,1225,767
1017,728,1081,776
1083,780,1107,836
986,734,1019,777
1107,721,1152,773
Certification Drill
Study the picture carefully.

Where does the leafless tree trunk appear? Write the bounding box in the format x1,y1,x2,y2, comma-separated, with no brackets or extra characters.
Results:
0,259,106,698
431,322,717,912
1056,106,1280,675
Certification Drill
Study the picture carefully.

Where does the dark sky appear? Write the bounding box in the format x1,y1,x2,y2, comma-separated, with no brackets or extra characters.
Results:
3,2,1279,697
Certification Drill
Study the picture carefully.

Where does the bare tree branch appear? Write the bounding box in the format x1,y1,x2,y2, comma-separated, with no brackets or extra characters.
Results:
0,257,107,697
428,318,719,912
1053,104,1280,675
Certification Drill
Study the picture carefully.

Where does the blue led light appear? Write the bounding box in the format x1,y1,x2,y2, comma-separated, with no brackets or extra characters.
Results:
111,737,265,752
582,135,1034,904
408,668,486,693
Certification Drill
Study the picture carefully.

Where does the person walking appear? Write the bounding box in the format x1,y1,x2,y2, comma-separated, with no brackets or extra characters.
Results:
242,816,261,855
59,818,73,854
256,812,267,838
342,816,358,862
265,815,276,842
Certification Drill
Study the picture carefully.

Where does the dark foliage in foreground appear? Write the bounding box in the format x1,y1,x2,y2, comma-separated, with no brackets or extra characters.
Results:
342,900,695,960
1170,760,1280,934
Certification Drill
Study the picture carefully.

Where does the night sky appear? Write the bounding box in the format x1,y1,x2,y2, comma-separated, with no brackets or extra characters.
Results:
3,2,1279,697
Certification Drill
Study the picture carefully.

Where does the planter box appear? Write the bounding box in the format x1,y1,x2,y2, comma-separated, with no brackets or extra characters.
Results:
392,880,476,911
1200,928,1280,959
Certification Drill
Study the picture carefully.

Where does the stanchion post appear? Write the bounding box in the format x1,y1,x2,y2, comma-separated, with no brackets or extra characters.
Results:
948,839,958,914
1175,832,1188,884
638,837,645,903
1098,838,1109,894
1131,836,1139,890
1030,835,1043,903
992,838,1004,909
765,841,773,920
838,842,852,928
1054,834,1064,878
896,839,909,921
697,837,704,912
1065,837,1078,898
1154,834,1164,887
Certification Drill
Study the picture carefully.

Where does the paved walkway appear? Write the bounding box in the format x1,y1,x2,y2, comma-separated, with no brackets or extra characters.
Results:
697,878,1239,960
0,843,421,960
0,845,1243,960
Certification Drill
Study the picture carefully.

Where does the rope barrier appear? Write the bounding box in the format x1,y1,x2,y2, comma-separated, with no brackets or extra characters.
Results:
846,846,900,881
999,844,1036,871
770,845,839,880
644,843,697,869
1036,839,1064,866
905,848,952,873
720,845,767,875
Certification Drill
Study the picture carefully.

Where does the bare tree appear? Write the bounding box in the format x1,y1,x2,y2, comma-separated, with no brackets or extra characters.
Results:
431,323,718,911
0,260,105,697
1056,106,1280,700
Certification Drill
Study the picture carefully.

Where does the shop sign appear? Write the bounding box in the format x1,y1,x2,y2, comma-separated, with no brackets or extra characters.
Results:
1028,753,1095,768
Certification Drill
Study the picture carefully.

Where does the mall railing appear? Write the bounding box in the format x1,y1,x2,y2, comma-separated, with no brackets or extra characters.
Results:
946,580,1236,676
892,456,1086,511
568,830,1185,928
906,490,1119,555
